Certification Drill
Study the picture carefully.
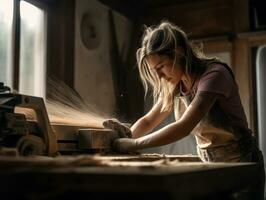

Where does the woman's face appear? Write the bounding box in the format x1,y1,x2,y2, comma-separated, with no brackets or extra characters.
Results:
146,54,183,85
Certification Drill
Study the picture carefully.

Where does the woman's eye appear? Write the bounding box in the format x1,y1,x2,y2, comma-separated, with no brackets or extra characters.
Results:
157,65,164,70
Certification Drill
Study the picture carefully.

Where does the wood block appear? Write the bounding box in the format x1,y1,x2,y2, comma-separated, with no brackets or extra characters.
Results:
78,129,118,150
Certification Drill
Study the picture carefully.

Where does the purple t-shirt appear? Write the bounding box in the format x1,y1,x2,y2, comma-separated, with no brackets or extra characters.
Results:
174,62,252,160
196,62,249,134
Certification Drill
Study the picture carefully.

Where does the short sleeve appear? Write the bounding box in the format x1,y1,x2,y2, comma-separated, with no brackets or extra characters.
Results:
197,64,234,98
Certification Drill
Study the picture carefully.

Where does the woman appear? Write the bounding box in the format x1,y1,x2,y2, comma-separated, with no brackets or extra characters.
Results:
104,21,260,161
104,20,264,179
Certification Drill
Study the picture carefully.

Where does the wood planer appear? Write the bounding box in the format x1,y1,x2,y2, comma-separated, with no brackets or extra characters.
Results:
0,82,117,156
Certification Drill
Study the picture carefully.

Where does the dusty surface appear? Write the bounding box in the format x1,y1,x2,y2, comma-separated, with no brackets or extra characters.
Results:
0,153,254,171
0,153,259,200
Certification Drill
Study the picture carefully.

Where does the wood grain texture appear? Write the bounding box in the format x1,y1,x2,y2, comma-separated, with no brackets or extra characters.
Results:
0,154,260,199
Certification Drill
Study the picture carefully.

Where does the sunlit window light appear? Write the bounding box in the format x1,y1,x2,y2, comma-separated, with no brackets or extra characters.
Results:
19,0,47,98
0,0,14,87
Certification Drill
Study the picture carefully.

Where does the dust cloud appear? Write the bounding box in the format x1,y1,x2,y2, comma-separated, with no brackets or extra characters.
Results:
46,79,110,128
15,79,111,129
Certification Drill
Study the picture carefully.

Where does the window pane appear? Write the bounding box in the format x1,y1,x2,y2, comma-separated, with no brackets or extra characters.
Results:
19,1,46,97
0,0,13,87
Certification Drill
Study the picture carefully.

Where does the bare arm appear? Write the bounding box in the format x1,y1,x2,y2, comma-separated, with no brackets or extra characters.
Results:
131,99,172,139
135,92,217,149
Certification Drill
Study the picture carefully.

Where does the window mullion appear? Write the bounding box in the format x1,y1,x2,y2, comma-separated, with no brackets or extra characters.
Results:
12,0,21,91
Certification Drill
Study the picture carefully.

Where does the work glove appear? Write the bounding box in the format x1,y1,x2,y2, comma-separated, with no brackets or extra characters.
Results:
103,118,132,138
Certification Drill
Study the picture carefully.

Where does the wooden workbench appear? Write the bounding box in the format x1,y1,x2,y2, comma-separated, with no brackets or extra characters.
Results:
0,154,260,200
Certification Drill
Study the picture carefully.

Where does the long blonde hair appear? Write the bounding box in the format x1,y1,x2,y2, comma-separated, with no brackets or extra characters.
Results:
136,21,218,111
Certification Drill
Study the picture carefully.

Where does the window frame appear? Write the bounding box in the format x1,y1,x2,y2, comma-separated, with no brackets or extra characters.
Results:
7,0,75,93
11,0,49,92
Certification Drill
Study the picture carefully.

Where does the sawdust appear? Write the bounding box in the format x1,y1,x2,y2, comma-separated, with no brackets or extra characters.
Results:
0,155,105,169
46,79,109,128
15,79,111,129
0,154,204,170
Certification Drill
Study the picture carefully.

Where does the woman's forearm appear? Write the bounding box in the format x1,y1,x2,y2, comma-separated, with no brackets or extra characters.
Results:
134,92,217,149
131,117,155,139
130,98,171,139
135,121,191,149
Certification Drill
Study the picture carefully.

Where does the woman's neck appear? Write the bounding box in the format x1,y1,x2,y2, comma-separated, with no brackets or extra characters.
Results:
180,74,197,96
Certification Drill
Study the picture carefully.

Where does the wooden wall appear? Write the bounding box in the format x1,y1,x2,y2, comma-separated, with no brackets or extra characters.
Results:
234,33,266,135
46,0,75,87
135,0,247,37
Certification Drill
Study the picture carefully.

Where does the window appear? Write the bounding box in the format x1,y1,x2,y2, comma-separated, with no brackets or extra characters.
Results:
0,0,47,97
255,45,266,166
19,1,46,97
0,0,14,87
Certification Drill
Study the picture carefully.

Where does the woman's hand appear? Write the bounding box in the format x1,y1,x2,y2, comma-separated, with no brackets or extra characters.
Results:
112,138,138,153
103,118,132,138
103,119,138,153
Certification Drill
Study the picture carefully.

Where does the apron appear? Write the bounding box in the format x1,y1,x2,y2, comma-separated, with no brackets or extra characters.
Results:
173,63,265,199
174,94,257,162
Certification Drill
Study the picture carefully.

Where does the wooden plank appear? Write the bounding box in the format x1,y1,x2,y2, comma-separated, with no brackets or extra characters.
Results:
234,38,251,127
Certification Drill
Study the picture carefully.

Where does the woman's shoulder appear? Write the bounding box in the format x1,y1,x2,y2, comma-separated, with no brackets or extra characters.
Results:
195,61,235,98
203,61,234,81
